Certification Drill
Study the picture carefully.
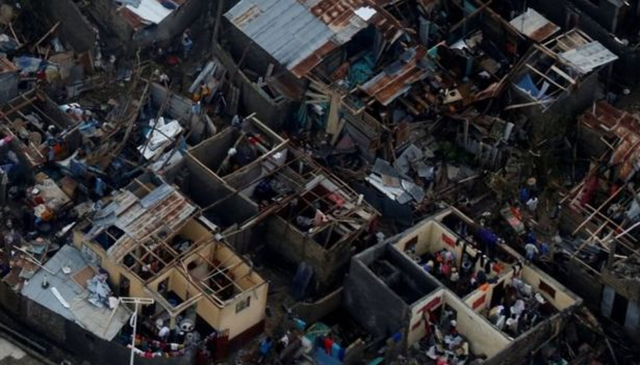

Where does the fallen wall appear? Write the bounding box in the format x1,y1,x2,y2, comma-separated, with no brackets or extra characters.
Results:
292,288,343,324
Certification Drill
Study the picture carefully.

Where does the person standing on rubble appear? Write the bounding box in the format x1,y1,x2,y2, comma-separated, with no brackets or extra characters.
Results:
525,242,540,262
526,194,539,220
181,29,193,60
257,337,273,364
192,81,211,103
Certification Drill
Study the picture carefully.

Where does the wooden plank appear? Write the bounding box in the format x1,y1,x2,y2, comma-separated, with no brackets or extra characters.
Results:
326,92,341,135
550,65,576,85
525,64,568,92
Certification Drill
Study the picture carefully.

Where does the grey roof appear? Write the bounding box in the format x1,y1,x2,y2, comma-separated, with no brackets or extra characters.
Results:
225,0,333,74
225,0,379,77
21,245,131,341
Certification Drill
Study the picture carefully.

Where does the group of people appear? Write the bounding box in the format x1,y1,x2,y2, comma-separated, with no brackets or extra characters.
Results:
423,249,460,288
257,332,293,364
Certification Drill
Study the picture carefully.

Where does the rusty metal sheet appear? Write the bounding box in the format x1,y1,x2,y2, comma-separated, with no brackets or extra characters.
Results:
510,8,560,43
226,0,402,78
360,46,429,106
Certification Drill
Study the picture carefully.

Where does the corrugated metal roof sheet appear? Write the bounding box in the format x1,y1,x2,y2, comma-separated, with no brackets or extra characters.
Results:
510,8,560,43
559,41,619,74
579,101,640,180
117,0,187,29
22,245,131,341
360,46,430,106
225,0,402,78
88,184,196,261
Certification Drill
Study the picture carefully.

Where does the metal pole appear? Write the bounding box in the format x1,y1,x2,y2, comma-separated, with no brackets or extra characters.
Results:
130,301,138,365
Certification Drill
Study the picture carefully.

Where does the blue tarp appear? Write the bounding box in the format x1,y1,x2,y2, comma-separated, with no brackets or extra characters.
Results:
348,54,375,87
14,56,46,73
515,73,540,97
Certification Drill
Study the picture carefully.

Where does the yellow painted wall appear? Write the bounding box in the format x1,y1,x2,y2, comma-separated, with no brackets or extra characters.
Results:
393,221,432,253
393,221,463,267
407,289,444,346
72,230,148,300
217,283,268,339
464,270,514,313
73,219,268,340
443,291,511,358
520,266,577,310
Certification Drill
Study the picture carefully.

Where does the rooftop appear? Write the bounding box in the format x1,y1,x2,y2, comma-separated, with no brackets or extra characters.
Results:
225,0,402,77
21,245,131,341
117,0,188,29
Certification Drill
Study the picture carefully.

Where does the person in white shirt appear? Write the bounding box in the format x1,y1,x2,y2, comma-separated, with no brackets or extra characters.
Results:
159,326,170,341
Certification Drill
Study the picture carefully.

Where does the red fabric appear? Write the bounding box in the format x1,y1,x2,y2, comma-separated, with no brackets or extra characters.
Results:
579,175,599,207
323,338,333,355
442,234,456,247
510,206,522,221
440,263,450,277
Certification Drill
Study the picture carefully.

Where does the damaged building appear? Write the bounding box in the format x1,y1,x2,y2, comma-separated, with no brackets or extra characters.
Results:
0,0,636,364
556,100,640,343
345,208,584,363
165,115,379,294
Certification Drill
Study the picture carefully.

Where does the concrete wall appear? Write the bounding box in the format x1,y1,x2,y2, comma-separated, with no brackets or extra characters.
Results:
394,220,465,267
577,118,610,159
188,129,238,173
212,41,297,130
150,83,194,120
163,156,260,252
443,290,511,359
87,0,204,48
510,71,600,142
464,270,515,313
521,265,580,310
566,259,603,308
167,157,259,227
293,287,343,325
567,0,620,32
601,269,640,303
407,289,444,346
89,0,134,42
0,280,194,365
486,313,568,365
345,243,440,342
264,215,353,285
344,252,410,339
601,285,640,342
